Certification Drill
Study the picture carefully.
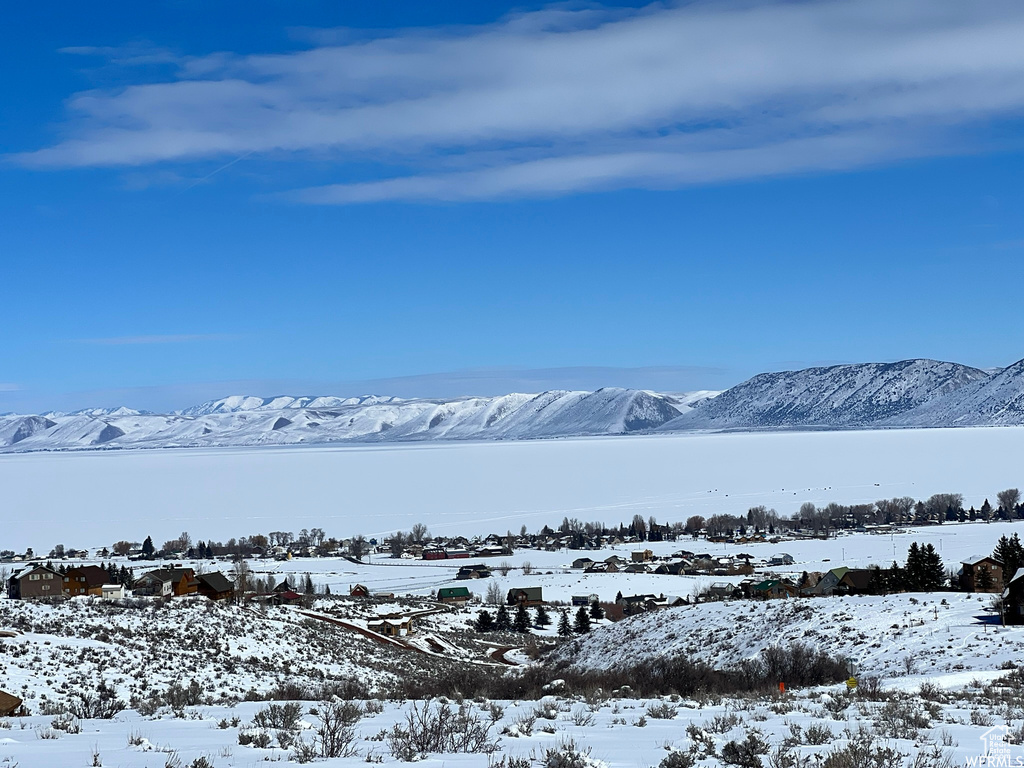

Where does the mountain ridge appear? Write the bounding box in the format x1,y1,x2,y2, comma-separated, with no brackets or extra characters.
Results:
3,357,1024,452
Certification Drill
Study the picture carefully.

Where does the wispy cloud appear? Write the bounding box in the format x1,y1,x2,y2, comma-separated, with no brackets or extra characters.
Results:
0,383,19,392
15,1,1024,201
78,334,238,345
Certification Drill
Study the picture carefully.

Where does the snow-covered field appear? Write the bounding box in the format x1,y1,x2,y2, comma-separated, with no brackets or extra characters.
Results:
2,426,1024,552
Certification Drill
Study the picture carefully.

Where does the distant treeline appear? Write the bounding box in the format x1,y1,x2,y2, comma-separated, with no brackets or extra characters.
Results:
2,488,1020,563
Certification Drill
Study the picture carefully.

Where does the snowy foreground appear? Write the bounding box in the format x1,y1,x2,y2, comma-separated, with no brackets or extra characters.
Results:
4,522,1024,766
3,426,1024,551
1,587,1024,767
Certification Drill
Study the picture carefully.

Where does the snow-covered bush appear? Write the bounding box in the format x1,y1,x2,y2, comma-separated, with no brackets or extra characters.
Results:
541,737,606,768
387,700,498,760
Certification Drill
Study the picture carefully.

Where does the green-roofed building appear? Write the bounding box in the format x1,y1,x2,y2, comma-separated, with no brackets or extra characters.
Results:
437,586,472,605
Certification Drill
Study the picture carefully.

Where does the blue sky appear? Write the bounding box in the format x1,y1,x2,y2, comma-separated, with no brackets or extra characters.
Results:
3,0,1024,413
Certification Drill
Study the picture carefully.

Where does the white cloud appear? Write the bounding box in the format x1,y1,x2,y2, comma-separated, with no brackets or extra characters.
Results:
15,1,1024,200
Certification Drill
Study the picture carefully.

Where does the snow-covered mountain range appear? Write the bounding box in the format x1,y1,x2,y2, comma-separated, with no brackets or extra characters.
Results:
2,357,1022,452
664,359,990,430
0,388,710,452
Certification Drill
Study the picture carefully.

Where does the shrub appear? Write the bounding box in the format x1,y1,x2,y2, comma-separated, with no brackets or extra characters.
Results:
659,750,696,768
804,724,834,745
388,700,498,760
874,698,930,740
721,732,770,768
542,738,604,768
252,701,304,731
646,701,678,720
315,700,361,758
822,730,904,768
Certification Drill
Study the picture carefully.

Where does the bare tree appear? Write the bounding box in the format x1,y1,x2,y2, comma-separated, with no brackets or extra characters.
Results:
485,580,503,605
497,560,512,577
111,540,137,557
410,523,429,544
389,531,407,558
231,559,251,602
521,561,533,575
997,488,1021,515
349,535,368,561
925,493,963,521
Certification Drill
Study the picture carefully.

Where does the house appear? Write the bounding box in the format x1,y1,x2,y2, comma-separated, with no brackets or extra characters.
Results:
623,562,651,574
368,614,414,637
837,569,875,595
437,586,472,605
7,565,62,600
62,565,110,597
571,557,595,570
1002,567,1024,625
705,582,736,600
571,594,600,606
455,564,491,580
960,555,1004,592
507,587,543,606
268,589,303,606
350,584,371,597
475,545,509,557
196,572,234,601
753,579,797,599
631,549,654,563
806,567,849,596
0,691,25,717
422,546,447,561
101,584,126,600
616,593,658,616
134,567,198,598
769,553,795,566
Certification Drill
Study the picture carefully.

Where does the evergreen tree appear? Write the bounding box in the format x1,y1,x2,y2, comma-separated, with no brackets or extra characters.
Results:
534,603,551,627
573,605,591,634
557,610,572,637
302,573,315,594
495,603,511,631
142,536,155,557
994,533,1024,581
921,544,945,590
475,610,496,632
868,566,886,595
981,499,993,521
323,583,331,596
514,602,531,633
589,601,605,621
905,542,924,590
889,561,906,592
977,567,994,591
107,563,118,583
615,590,623,603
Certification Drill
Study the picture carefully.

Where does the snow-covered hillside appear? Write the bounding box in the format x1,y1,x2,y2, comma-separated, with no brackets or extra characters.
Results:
5,356,1024,454
667,359,989,429
894,358,1024,426
0,388,695,452
554,592,1022,682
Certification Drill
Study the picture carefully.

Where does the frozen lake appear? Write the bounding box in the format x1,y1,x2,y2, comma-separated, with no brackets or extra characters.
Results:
1,427,1022,552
